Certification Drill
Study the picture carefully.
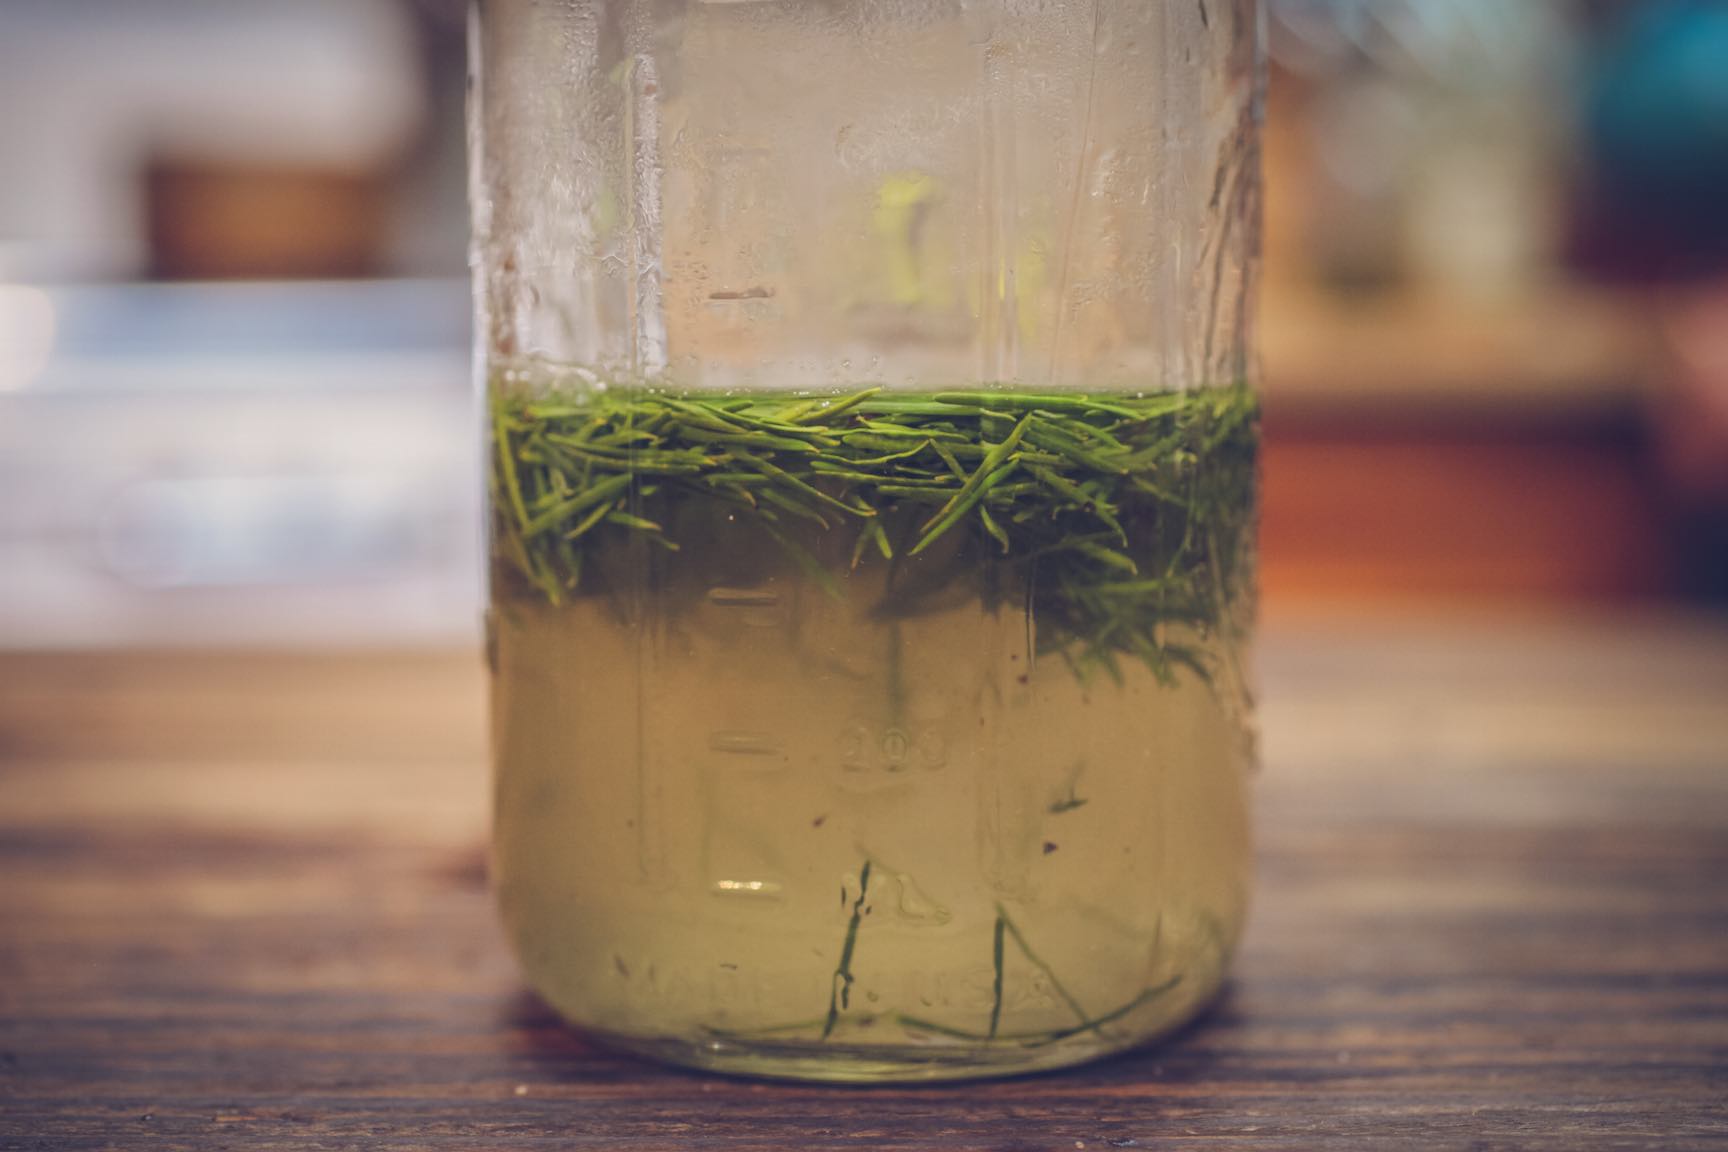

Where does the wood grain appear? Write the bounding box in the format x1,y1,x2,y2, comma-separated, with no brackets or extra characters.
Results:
2,620,1726,1150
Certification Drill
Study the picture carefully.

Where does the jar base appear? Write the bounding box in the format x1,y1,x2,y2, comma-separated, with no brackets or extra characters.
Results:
577,987,1223,1084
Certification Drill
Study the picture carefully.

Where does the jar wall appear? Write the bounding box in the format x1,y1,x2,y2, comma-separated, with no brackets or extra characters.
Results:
476,0,1262,1083
472,0,1260,393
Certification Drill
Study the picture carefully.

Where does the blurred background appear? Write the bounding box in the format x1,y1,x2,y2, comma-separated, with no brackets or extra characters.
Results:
2,0,1726,648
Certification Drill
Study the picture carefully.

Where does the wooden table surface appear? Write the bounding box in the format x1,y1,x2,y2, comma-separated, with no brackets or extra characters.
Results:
3,617,1726,1150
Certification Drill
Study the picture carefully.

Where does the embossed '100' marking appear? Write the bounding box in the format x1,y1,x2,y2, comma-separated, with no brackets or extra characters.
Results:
838,724,948,773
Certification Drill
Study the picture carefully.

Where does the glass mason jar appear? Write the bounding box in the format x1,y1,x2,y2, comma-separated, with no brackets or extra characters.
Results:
475,0,1261,1082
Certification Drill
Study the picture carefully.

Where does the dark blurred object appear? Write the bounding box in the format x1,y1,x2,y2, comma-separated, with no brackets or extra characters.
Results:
1569,1,1728,601
1659,292,1728,501
1655,288,1728,603
1574,0,1728,282
0,0,461,283
147,162,390,280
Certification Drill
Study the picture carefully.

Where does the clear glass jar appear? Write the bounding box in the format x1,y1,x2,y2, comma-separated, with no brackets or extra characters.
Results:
475,0,1262,1083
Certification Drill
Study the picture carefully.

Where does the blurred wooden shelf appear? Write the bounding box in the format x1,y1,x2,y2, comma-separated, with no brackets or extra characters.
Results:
1256,282,1672,608
1261,283,1657,420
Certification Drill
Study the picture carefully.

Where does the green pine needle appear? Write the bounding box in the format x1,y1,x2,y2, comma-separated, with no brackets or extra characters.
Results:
488,376,1256,677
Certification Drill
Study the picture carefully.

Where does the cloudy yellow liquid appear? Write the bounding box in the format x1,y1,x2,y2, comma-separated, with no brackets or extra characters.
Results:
490,542,1252,1082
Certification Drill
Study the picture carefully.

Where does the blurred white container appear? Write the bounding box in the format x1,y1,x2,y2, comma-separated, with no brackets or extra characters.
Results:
0,280,481,648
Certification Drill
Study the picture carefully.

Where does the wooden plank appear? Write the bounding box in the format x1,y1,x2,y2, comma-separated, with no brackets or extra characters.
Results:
1,624,1725,1149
